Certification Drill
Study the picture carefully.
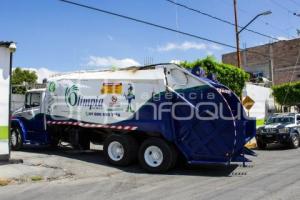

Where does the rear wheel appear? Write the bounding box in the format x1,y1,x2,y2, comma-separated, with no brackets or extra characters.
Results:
10,126,23,150
138,138,178,173
104,134,138,166
289,134,299,149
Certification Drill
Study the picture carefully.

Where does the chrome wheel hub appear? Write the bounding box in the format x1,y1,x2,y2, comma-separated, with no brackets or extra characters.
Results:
108,141,124,161
144,146,163,167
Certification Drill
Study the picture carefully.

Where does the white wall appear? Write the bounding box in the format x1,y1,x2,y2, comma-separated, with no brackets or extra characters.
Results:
11,94,25,112
242,83,275,119
0,46,11,156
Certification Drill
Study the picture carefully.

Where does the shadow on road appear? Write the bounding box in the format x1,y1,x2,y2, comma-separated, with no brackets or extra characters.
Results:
254,143,294,151
16,145,239,177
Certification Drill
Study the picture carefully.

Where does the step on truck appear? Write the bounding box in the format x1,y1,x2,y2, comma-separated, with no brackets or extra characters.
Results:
11,63,256,173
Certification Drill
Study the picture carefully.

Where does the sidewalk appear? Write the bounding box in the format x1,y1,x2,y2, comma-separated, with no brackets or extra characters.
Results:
0,158,70,186
0,141,9,155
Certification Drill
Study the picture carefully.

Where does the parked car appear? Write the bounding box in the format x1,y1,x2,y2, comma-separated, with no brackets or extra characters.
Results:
256,113,300,149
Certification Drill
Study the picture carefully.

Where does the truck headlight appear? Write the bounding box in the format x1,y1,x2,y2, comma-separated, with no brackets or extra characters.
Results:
279,128,290,134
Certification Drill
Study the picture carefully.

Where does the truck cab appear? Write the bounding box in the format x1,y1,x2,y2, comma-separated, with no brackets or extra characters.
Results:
11,88,48,149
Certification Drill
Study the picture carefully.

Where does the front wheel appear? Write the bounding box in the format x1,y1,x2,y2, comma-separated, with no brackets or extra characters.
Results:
289,134,299,149
10,126,23,150
256,139,267,150
138,138,178,173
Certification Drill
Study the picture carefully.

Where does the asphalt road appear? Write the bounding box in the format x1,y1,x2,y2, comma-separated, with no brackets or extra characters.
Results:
1,144,300,200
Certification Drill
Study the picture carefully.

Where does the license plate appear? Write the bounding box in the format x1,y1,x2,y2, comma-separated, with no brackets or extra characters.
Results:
266,134,273,137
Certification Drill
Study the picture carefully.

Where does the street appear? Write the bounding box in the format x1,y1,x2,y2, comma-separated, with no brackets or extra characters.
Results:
0,144,300,200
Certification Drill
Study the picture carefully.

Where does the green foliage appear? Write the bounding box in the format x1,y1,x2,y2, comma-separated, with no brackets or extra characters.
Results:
12,67,38,94
272,81,300,106
181,56,249,96
256,119,265,127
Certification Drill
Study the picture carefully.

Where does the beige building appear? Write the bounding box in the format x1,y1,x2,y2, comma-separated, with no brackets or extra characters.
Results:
222,38,300,85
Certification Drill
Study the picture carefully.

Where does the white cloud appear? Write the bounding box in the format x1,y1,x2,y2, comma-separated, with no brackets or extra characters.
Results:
170,60,182,64
210,44,223,50
277,36,289,40
86,56,140,68
17,67,57,83
156,41,223,52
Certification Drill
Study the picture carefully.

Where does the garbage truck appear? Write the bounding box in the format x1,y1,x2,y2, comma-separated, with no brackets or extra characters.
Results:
11,63,256,172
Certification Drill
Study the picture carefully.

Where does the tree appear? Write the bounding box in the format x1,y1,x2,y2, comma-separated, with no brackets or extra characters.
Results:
272,81,300,107
12,67,38,94
181,56,249,96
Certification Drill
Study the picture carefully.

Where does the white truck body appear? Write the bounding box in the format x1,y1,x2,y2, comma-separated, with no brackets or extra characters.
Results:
46,65,205,125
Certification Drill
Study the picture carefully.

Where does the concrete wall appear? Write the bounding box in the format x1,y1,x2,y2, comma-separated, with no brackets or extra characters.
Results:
11,94,25,112
222,38,300,85
242,83,275,119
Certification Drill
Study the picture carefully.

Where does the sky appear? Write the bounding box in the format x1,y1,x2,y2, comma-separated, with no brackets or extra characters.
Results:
1,0,300,80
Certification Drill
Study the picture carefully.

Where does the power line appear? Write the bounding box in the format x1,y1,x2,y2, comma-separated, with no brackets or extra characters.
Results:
59,0,299,68
270,0,295,14
59,0,236,49
289,0,300,7
214,0,296,38
164,0,280,41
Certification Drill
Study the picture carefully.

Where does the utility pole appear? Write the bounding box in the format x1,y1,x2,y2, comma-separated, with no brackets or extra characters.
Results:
233,0,241,68
269,41,274,85
233,0,271,69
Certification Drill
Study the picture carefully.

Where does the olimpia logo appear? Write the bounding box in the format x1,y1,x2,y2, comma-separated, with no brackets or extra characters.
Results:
65,85,79,106
65,85,104,109
48,82,56,92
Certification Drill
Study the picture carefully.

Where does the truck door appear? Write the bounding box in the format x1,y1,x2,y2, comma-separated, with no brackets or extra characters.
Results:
23,92,45,140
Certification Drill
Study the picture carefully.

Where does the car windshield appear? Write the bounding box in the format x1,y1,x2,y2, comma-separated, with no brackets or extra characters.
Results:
266,116,295,124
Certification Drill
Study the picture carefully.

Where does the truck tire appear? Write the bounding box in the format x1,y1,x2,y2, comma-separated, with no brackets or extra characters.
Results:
256,139,267,150
289,134,299,149
104,134,138,166
10,126,23,151
138,138,178,173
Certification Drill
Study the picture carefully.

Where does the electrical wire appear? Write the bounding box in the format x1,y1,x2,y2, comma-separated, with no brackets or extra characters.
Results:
164,0,280,41
212,0,294,39
59,0,300,70
270,0,295,14
59,0,236,49
289,0,300,7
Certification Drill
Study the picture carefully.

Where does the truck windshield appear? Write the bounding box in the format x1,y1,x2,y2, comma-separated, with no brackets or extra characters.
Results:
266,117,295,124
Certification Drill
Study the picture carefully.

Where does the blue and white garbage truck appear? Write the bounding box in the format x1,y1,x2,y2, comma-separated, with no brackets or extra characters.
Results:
11,63,256,172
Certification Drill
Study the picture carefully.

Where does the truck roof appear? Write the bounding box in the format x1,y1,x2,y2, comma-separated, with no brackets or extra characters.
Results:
48,63,175,81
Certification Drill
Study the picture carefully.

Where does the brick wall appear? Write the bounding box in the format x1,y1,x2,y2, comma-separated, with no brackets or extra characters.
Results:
222,38,300,85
